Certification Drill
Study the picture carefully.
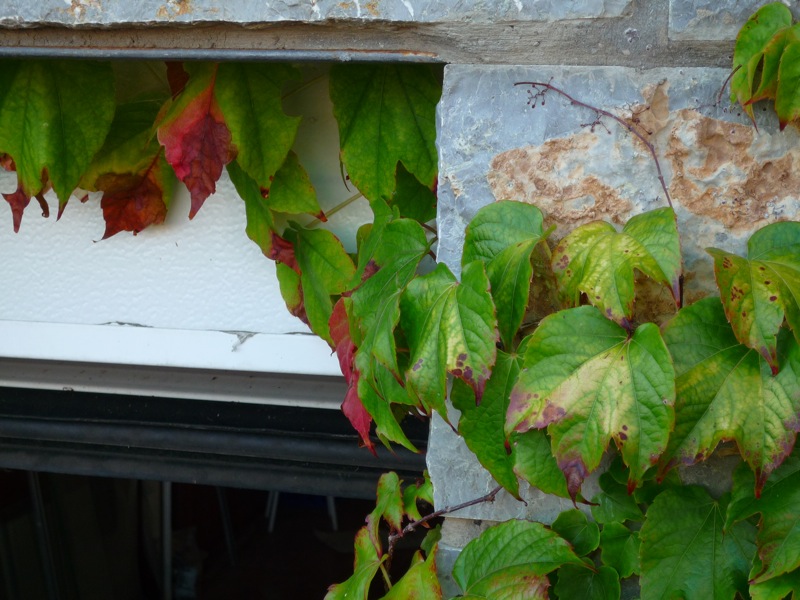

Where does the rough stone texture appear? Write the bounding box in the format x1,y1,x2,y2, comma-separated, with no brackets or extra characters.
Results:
0,0,632,26
0,1,741,69
669,0,800,41
434,61,800,548
428,413,604,521
438,64,800,306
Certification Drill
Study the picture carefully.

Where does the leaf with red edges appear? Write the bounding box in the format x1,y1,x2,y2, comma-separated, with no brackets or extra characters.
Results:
506,306,675,499
0,59,115,224
97,153,174,239
330,298,375,454
214,62,301,190
157,62,234,218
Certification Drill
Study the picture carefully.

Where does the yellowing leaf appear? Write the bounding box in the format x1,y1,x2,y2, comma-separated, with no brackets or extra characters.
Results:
552,208,681,327
400,261,498,419
708,221,800,372
507,306,675,498
660,297,800,492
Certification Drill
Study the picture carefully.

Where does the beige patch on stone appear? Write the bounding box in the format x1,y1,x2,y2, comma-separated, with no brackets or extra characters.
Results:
666,110,799,231
156,0,193,19
488,134,633,235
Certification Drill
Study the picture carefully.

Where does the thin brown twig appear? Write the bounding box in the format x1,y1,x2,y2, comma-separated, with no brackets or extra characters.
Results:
385,485,503,572
716,64,742,108
514,81,673,209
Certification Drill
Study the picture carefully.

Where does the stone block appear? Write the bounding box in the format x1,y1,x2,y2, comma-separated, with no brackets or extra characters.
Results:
433,62,800,517
0,0,633,26
669,0,800,41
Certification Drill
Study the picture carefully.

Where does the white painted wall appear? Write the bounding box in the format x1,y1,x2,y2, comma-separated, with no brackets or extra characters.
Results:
0,70,369,388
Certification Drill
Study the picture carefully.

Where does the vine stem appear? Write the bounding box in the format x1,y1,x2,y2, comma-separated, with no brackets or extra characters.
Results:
306,190,364,228
716,64,741,108
384,485,503,573
514,81,673,209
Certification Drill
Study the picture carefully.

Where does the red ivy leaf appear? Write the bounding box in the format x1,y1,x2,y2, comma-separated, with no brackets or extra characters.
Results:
157,64,235,219
331,298,376,455
269,232,300,272
165,61,189,98
0,154,14,171
97,155,171,239
3,181,49,232
3,183,33,233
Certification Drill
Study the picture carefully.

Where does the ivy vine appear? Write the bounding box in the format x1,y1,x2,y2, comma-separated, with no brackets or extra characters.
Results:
2,3,800,599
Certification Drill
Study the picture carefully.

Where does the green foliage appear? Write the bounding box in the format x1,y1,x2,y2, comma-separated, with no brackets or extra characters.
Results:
731,2,800,127
661,296,800,491
507,306,675,497
329,64,440,203
451,520,582,597
4,24,800,597
639,487,756,600
707,221,800,372
400,260,498,418
728,450,800,586
0,60,115,228
551,207,681,327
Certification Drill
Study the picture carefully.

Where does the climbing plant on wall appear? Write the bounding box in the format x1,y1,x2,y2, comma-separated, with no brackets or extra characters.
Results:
2,3,800,596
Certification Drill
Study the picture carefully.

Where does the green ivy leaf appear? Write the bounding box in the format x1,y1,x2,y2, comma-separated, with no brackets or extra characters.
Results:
458,564,551,600
452,350,523,498
708,221,800,372
390,163,437,224
420,525,442,558
274,261,306,324
640,487,756,600
507,306,675,498
775,41,800,129
554,564,620,600
512,429,571,499
552,208,681,327
369,471,404,541
462,201,549,350
551,509,600,556
267,151,323,217
660,297,800,491
293,226,356,345
329,64,440,203
324,526,385,600
81,98,166,188
381,551,441,600
451,520,582,594
400,261,498,418
599,522,640,579
750,559,800,600
352,201,430,380
214,62,301,190
728,451,800,585
590,472,644,525
731,2,793,122
227,159,277,257
752,26,800,106
403,471,433,523
0,59,115,226
357,371,418,453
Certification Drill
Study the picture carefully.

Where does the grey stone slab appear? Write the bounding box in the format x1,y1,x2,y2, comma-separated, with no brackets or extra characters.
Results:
427,412,605,522
433,62,800,519
669,0,800,41
0,0,632,26
437,63,800,293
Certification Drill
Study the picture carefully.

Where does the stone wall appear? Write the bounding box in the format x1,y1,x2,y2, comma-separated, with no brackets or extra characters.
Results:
1,0,797,596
